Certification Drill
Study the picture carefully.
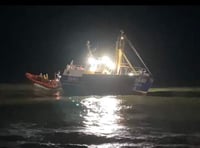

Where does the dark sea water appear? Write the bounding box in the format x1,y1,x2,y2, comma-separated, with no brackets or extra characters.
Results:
1,84,200,148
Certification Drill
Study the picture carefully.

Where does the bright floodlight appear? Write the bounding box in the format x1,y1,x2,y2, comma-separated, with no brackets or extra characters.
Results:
128,72,134,76
88,57,98,72
102,56,116,70
89,65,97,72
107,62,116,70
88,57,96,65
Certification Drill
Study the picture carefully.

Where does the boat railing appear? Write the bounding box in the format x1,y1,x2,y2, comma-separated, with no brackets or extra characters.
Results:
68,64,85,71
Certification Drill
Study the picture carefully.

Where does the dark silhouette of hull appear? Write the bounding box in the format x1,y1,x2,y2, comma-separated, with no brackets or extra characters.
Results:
61,74,153,96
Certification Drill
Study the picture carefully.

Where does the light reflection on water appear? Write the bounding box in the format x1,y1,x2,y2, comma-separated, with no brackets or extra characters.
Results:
1,85,200,147
80,96,125,137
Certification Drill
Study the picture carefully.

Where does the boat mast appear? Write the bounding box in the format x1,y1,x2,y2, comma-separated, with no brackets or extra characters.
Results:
115,30,136,75
115,31,123,75
87,41,93,57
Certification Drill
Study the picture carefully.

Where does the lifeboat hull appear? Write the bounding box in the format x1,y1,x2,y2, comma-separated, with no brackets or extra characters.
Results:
25,72,61,89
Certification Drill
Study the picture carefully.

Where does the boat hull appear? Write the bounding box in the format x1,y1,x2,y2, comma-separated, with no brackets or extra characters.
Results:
25,73,61,89
61,74,153,96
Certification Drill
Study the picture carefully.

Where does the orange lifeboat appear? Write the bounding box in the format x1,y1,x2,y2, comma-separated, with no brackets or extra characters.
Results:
25,72,61,89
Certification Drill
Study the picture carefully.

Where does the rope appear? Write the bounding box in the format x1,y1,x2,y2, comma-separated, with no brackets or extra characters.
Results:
124,34,152,76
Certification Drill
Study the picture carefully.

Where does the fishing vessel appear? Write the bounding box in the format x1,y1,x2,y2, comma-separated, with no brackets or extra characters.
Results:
61,31,153,96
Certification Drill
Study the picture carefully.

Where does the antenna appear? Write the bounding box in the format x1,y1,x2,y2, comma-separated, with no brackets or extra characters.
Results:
87,40,93,57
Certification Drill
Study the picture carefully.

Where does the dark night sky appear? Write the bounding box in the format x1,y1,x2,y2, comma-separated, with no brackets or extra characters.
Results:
0,5,200,87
